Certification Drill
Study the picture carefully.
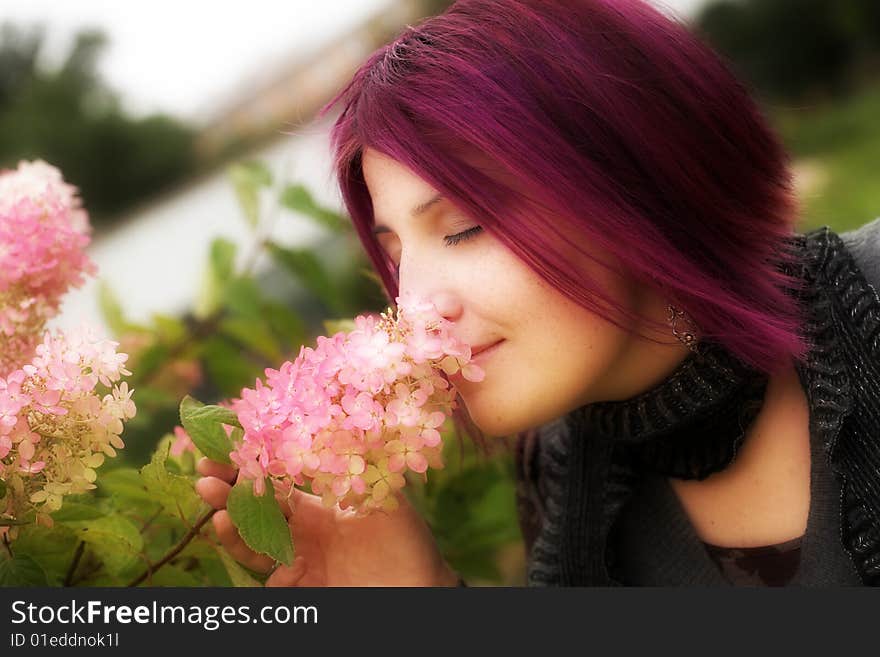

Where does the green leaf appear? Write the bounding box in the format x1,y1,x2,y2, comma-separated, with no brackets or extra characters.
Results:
180,396,241,430
220,316,283,362
151,313,187,343
267,243,342,313
51,500,106,522
323,318,357,336
225,277,264,319
230,161,272,228
429,460,521,581
0,554,49,586
226,478,294,566
196,237,238,318
177,539,234,586
65,514,144,575
144,564,204,587
218,549,263,587
223,278,304,355
201,337,261,397
179,396,239,464
264,301,307,348
10,525,79,586
130,342,169,383
210,237,237,283
97,467,157,505
280,183,347,233
140,441,202,519
0,478,6,497
98,280,129,336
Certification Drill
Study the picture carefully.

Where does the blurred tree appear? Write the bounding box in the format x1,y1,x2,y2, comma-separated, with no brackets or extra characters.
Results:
0,24,196,226
696,0,880,101
0,23,42,107
421,0,454,16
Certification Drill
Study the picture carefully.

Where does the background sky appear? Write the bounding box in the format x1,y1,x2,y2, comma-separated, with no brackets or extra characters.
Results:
2,0,709,122
1,0,396,120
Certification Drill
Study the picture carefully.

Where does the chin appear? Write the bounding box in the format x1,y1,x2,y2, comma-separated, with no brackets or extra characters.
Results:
462,390,587,438
459,400,526,438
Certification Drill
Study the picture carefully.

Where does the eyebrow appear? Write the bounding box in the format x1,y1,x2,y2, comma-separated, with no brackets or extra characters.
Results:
371,193,445,235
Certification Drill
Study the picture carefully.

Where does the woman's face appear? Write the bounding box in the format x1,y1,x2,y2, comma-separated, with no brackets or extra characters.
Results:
362,148,686,437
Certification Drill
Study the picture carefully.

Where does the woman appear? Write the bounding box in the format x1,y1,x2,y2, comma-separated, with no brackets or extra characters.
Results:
196,0,880,586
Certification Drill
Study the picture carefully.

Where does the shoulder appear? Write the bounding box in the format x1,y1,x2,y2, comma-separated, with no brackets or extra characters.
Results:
838,217,880,291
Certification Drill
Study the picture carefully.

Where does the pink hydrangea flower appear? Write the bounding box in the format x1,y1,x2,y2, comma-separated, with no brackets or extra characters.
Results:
0,328,135,528
0,161,96,374
230,293,484,515
170,426,197,458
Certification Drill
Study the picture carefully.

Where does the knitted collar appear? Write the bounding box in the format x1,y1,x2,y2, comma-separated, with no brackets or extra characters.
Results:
530,226,880,586
579,338,769,481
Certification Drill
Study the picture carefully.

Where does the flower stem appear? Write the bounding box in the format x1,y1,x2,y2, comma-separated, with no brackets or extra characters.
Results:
2,532,13,558
126,508,216,587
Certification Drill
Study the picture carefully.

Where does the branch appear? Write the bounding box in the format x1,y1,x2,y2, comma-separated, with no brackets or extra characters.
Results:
0,519,32,527
139,508,163,534
63,541,85,587
126,508,216,587
68,558,103,587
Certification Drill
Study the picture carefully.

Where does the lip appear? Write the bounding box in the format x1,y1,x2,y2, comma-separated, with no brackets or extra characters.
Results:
470,339,504,362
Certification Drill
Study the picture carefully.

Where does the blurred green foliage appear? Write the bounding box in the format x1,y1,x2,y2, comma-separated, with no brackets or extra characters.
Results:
696,0,880,101
0,24,196,226
773,83,880,232
694,1,880,233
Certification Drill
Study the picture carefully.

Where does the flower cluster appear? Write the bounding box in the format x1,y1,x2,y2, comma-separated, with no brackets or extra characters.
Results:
230,294,484,515
0,161,134,535
0,328,135,530
0,160,95,374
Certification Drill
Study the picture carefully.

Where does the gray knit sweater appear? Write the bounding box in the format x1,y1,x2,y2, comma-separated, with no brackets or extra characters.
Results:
515,218,880,586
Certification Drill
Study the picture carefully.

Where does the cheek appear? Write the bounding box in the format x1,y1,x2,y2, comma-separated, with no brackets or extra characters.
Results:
456,252,642,434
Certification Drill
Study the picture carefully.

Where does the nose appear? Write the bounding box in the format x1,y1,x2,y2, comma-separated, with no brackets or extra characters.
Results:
398,255,463,323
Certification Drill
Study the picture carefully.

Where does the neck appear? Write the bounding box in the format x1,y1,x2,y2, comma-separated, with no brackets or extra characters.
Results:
599,338,695,402
585,288,698,404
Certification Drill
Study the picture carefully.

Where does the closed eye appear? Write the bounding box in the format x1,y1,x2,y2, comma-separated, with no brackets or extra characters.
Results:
443,225,483,247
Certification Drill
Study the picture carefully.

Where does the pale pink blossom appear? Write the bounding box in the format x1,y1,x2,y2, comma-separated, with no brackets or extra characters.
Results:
170,426,197,458
0,161,95,373
229,293,484,515
0,328,134,527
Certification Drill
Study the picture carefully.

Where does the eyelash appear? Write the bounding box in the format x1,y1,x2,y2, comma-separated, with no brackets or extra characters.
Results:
389,225,484,276
443,225,483,247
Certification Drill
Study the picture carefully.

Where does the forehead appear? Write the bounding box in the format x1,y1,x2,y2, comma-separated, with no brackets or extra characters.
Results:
362,148,443,222
362,149,435,195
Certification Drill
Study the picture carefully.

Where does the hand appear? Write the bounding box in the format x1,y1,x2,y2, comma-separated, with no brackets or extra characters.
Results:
195,458,459,587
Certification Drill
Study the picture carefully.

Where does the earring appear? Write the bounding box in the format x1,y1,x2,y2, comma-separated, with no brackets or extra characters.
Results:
667,303,700,353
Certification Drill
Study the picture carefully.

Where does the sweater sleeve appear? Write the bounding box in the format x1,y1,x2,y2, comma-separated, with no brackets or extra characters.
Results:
840,216,880,292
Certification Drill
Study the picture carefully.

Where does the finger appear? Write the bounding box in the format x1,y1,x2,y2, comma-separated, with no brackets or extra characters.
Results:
196,457,237,483
212,510,275,573
277,495,293,520
203,473,295,520
266,557,307,587
283,487,339,534
268,481,295,520
195,476,232,510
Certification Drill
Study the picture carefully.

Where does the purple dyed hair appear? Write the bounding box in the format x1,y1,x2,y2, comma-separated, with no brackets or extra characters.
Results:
318,0,809,380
